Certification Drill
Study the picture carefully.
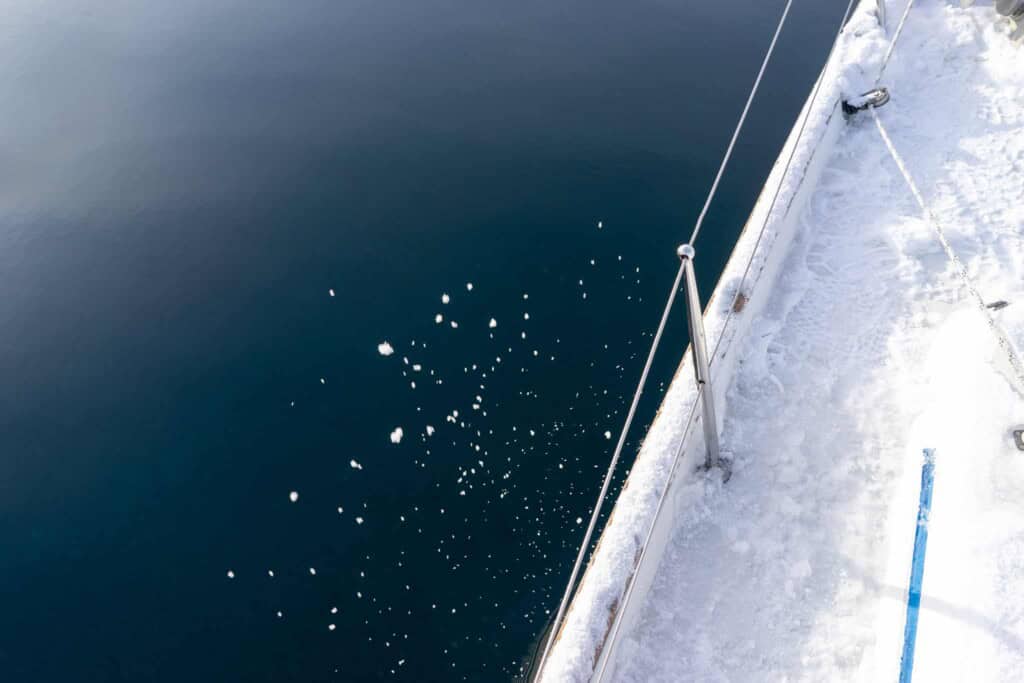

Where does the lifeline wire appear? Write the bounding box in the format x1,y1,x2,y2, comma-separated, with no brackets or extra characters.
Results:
532,260,686,680
686,0,795,247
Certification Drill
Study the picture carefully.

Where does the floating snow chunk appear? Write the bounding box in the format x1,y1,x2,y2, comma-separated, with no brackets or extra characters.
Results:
489,318,498,328
576,517,583,524
604,431,612,440
390,427,404,444
450,321,458,329
466,282,474,291
355,516,364,524
331,606,338,614
276,611,283,618
320,378,326,384
309,567,316,576
441,293,450,304
426,425,435,436
377,342,395,356
268,570,275,577
226,570,235,579
337,506,344,514
350,459,363,470
590,259,595,265
435,314,443,324
412,364,422,372
289,491,299,503
329,288,335,297
329,624,336,631
523,312,530,320
597,220,603,229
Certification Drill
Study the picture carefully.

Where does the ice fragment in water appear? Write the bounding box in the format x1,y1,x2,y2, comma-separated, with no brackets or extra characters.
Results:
309,567,316,576
604,431,612,440
426,425,435,436
328,288,335,297
489,318,498,328
435,314,443,324
390,427,404,444
466,282,473,291
289,491,299,502
441,293,450,304
377,342,395,356
350,459,363,470
226,570,235,579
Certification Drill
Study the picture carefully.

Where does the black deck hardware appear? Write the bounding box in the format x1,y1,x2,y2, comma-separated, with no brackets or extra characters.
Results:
1012,426,1024,452
842,87,890,116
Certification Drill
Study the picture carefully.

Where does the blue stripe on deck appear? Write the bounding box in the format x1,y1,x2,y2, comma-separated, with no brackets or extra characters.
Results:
899,448,936,683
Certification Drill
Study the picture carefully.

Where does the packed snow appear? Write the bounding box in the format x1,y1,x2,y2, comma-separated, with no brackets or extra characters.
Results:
543,2,1024,681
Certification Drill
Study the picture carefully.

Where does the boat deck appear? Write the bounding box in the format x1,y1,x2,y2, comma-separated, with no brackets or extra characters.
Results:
614,3,1024,681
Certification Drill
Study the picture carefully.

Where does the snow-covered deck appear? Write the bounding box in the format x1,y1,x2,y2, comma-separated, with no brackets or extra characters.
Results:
543,1,1024,680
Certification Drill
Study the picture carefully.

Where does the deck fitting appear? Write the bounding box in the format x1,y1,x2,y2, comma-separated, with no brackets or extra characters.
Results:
842,87,891,116
1012,427,1024,451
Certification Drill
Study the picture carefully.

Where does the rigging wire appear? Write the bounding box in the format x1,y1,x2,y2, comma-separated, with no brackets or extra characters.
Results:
531,260,685,681
686,0,795,247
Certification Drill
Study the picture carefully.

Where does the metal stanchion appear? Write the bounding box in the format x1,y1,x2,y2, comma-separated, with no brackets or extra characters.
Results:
677,245,723,474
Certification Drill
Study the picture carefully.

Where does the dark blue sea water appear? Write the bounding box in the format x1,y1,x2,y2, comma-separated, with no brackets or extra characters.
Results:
2,1,849,680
